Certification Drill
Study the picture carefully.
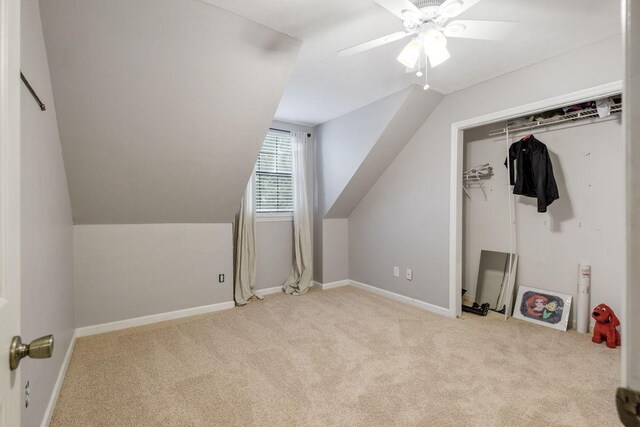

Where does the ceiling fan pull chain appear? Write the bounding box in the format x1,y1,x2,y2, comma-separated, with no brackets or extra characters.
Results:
424,62,430,90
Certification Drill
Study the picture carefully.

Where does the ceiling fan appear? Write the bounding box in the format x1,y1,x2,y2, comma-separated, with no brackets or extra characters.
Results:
338,0,516,89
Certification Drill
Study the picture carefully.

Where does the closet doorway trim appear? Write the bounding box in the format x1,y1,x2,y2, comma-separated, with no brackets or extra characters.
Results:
448,80,623,319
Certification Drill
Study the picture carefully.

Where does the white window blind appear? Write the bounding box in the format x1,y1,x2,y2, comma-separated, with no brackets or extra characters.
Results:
255,131,293,213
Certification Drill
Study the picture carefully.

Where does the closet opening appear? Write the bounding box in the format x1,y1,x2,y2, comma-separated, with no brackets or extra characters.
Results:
449,83,624,333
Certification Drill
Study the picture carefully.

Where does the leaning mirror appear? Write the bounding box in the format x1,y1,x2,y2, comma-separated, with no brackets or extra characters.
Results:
475,250,518,313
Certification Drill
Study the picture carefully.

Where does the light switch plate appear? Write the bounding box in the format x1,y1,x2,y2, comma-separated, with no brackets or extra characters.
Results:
405,268,413,281
393,266,400,277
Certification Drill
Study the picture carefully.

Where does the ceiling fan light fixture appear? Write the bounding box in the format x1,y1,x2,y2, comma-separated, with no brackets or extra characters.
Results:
422,27,450,67
396,38,422,69
426,45,451,67
422,27,447,50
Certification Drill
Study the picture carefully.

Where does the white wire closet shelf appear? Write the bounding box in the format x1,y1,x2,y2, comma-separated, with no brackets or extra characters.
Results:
488,102,623,136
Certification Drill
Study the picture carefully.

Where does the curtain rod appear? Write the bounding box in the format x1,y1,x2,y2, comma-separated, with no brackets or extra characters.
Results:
269,127,311,138
20,71,46,111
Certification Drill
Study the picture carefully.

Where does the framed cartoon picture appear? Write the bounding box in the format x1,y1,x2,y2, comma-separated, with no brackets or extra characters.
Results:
513,286,572,331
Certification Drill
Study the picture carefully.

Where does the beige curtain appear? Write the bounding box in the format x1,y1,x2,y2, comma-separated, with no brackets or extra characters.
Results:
283,132,313,295
233,175,262,305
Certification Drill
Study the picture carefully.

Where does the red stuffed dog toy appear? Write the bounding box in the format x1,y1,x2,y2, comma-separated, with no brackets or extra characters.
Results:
591,304,621,349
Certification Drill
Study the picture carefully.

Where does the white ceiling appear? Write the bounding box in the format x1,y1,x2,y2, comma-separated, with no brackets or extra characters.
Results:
202,0,621,126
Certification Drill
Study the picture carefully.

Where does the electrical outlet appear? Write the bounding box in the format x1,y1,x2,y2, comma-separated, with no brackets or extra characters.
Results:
218,274,225,283
25,380,30,408
393,266,399,277
405,268,413,281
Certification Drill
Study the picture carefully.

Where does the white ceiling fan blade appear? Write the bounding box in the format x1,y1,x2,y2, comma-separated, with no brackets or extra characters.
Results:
338,31,411,56
444,20,518,40
438,0,481,19
373,0,420,20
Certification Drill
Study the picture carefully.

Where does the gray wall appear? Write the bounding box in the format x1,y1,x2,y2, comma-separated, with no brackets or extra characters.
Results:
73,224,233,327
39,0,301,224
70,121,313,325
255,220,293,289
313,212,323,283
21,0,75,424
315,88,409,218
349,36,623,309
322,219,349,283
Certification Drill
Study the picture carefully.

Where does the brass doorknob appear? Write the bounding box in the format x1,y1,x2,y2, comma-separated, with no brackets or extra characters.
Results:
9,335,54,370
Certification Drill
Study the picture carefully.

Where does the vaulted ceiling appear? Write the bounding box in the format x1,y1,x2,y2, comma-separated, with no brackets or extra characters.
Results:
202,0,621,126
40,0,621,224
40,0,301,224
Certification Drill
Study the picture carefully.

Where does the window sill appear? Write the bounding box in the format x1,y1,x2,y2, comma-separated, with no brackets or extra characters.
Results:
256,213,293,223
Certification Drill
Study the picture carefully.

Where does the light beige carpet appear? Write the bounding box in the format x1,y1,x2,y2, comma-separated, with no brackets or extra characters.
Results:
51,286,621,426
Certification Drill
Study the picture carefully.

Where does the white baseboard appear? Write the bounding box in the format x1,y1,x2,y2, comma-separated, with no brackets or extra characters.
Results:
255,281,323,296
75,301,235,337
347,280,453,318
254,286,283,297
318,280,350,290
41,330,76,427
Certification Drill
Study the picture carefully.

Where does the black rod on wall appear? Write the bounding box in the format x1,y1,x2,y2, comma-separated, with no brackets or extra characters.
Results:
20,71,46,111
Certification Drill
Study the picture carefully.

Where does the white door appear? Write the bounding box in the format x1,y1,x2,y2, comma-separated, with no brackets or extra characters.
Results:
0,0,22,425
622,0,640,424
624,0,640,391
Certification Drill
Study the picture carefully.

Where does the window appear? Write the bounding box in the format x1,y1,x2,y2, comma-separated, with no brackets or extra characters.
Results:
255,131,293,214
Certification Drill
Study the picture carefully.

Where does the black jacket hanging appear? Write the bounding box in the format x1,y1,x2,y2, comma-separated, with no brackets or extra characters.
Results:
504,135,559,213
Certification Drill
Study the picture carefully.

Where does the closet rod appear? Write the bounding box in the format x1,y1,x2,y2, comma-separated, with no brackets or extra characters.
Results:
488,102,622,137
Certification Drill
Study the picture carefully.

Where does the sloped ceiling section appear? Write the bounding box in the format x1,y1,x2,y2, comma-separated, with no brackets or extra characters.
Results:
315,86,443,219
315,88,411,218
326,87,443,218
40,0,301,224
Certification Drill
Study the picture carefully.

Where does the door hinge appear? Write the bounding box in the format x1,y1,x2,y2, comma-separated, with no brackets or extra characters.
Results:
617,387,640,427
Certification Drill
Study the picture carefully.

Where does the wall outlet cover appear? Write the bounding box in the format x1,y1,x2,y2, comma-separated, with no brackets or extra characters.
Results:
406,268,413,281
393,266,400,277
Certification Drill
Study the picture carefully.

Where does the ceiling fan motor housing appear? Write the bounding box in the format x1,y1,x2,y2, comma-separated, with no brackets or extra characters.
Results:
412,0,445,17
412,0,445,7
